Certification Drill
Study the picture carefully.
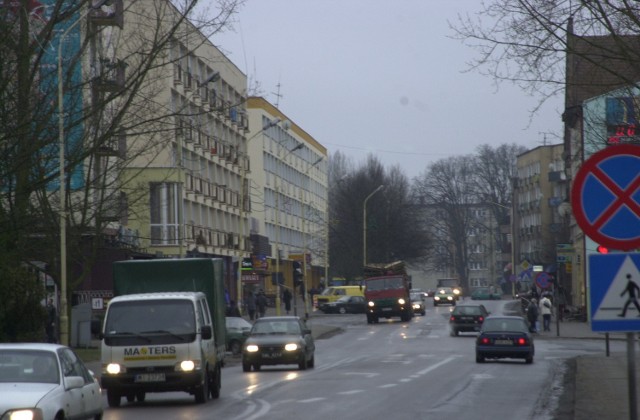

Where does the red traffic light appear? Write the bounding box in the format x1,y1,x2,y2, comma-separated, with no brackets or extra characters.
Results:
597,245,609,254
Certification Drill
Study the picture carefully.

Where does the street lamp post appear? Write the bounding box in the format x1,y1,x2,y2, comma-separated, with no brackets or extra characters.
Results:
57,3,107,346
363,185,384,267
274,142,303,315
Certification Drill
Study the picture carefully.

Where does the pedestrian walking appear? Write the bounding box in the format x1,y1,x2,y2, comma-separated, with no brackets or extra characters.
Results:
526,298,539,333
246,291,256,321
256,290,267,319
540,294,553,332
45,298,57,343
618,274,640,317
226,300,241,317
283,288,292,314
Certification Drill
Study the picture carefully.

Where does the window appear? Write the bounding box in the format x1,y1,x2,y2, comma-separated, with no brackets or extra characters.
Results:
150,183,181,245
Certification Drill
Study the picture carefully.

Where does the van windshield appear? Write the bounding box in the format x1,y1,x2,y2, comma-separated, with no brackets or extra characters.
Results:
104,299,196,345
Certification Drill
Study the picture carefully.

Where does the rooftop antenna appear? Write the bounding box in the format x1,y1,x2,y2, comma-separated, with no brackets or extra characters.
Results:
272,80,283,108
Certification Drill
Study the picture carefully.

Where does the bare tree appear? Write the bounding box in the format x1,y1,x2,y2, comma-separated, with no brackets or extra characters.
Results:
451,0,640,111
0,0,242,340
413,155,479,292
327,154,429,283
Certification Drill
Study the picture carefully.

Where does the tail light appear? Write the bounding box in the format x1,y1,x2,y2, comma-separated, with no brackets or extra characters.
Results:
516,337,528,346
479,337,491,345
478,316,484,322
450,316,456,322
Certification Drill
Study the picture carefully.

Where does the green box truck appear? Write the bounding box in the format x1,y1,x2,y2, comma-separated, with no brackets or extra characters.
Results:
101,258,226,407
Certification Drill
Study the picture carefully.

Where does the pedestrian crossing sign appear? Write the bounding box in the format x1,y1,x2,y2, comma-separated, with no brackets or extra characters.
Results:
589,253,640,332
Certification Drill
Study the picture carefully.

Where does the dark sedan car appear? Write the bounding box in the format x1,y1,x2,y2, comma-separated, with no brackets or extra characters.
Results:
449,303,489,336
319,295,366,314
226,316,253,355
475,316,535,364
242,316,315,372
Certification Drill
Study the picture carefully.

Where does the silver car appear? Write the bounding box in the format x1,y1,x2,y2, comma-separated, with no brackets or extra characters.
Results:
0,343,103,420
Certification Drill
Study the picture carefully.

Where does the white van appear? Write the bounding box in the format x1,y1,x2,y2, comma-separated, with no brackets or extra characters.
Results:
100,292,220,407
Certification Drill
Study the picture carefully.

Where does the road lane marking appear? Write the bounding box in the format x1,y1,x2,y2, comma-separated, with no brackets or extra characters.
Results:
299,397,326,403
416,356,457,376
379,383,397,388
338,389,364,395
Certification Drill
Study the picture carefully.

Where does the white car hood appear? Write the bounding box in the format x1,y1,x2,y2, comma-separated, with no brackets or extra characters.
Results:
0,382,57,410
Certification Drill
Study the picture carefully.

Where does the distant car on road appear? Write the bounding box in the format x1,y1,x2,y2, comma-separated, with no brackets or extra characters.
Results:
0,343,103,420
320,295,366,314
449,303,489,336
475,316,535,364
242,316,315,372
434,287,457,306
410,292,426,316
226,316,253,355
471,287,502,300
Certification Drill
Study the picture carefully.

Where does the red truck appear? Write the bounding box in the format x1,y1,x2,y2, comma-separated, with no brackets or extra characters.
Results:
363,262,413,324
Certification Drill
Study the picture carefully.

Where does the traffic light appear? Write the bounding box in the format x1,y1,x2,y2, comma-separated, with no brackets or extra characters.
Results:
292,261,303,287
597,245,609,254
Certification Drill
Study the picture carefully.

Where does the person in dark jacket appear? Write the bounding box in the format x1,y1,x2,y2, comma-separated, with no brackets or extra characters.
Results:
283,288,292,314
226,300,241,317
256,290,267,319
246,291,256,320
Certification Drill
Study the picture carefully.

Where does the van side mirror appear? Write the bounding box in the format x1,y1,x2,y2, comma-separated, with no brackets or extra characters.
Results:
201,325,212,340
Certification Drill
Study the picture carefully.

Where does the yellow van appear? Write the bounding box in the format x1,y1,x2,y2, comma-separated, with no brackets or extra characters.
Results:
314,285,365,308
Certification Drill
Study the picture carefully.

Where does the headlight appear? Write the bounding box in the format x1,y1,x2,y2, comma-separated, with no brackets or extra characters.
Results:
412,303,420,309
368,301,375,307
398,298,406,305
177,360,200,372
453,289,461,295
246,344,259,352
447,296,453,301
105,363,124,375
434,296,441,301
6,409,43,420
284,343,299,351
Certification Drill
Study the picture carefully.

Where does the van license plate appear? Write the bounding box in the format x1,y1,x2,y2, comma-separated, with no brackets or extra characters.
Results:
494,339,512,345
382,308,392,311
135,373,166,382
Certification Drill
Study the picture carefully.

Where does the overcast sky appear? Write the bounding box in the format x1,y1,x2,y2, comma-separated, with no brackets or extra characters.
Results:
214,0,564,179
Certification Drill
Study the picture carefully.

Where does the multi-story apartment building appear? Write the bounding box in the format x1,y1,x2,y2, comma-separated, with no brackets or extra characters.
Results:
242,97,328,309
513,144,568,294
562,27,640,308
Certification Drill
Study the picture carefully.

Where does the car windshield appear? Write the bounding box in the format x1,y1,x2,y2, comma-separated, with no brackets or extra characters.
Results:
437,288,453,294
474,288,489,293
366,277,404,291
252,320,301,335
410,293,422,301
482,318,528,333
0,350,59,384
226,317,252,329
453,306,483,315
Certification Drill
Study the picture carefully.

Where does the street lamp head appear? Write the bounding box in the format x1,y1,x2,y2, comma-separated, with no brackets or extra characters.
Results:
263,118,281,130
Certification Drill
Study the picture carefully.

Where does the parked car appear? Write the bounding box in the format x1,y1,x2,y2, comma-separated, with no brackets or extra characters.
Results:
475,316,535,364
434,287,457,306
449,303,489,336
226,316,253,355
410,292,426,316
0,343,103,420
471,287,502,300
320,295,366,314
242,316,315,372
